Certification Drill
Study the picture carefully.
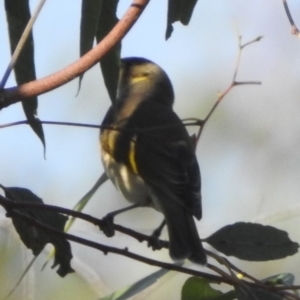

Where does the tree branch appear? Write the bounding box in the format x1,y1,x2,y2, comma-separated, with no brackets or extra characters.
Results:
0,0,149,109
0,194,299,298
195,36,262,143
0,194,168,248
4,199,294,296
282,0,300,37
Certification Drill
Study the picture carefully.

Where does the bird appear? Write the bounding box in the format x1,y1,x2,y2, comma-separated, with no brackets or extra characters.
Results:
100,57,206,265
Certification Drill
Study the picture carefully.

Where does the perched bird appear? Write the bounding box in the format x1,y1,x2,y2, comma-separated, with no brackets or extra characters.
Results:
100,57,206,265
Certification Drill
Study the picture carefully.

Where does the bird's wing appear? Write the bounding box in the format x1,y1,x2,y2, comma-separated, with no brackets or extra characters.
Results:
129,101,202,219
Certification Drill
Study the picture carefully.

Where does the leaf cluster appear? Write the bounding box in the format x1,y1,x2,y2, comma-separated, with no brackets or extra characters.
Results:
0,185,299,299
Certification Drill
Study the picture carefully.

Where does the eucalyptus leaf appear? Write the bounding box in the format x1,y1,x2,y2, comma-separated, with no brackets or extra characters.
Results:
100,267,170,300
0,185,73,277
205,222,299,261
166,0,198,39
4,0,45,151
96,0,120,104
79,0,103,89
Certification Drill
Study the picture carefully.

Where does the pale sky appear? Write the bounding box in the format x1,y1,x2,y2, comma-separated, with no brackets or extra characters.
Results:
0,1,300,299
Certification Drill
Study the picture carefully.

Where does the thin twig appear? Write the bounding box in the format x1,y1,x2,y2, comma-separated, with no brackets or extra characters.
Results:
282,0,300,37
195,36,262,144
0,194,167,247
3,204,229,284
0,120,101,130
7,202,299,299
0,194,299,298
0,0,47,89
206,262,247,289
10,206,300,298
0,119,202,133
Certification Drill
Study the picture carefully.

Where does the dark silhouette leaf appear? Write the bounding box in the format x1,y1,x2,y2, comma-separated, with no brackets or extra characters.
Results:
166,0,198,39
78,0,120,103
206,222,299,261
5,0,45,151
79,0,103,89
96,0,121,104
1,185,73,277
235,287,283,300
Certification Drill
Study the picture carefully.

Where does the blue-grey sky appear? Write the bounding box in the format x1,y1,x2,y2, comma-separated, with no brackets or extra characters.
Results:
0,1,300,299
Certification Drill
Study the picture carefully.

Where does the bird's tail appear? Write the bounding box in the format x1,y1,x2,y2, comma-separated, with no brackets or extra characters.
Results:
162,201,207,265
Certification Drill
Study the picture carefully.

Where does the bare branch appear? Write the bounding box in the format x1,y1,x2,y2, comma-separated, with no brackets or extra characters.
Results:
0,119,202,133
282,0,300,37
1,194,299,298
0,120,101,130
195,36,262,143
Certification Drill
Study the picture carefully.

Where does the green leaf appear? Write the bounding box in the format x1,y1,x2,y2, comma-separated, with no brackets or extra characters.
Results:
181,277,232,300
262,273,295,286
100,267,171,300
4,0,45,151
96,0,121,104
0,185,74,277
3,256,37,299
66,172,108,230
41,173,108,271
166,0,198,39
79,0,104,89
235,287,283,300
205,222,299,261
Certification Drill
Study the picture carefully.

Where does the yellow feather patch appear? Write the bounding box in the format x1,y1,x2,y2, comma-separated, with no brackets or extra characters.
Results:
131,75,148,84
129,138,138,174
101,128,118,154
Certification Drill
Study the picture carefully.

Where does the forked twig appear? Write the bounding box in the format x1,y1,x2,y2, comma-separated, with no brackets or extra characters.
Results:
195,36,263,144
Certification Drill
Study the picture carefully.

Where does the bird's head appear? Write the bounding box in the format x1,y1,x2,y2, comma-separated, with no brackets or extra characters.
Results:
117,57,174,108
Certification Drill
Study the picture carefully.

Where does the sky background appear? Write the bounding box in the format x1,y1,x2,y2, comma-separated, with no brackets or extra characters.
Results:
0,0,300,299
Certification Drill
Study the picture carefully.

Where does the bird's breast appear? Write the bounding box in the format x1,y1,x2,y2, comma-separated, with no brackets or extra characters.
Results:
101,148,149,206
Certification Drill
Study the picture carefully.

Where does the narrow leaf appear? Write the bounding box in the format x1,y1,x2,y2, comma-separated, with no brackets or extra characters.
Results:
205,222,299,261
166,0,198,39
78,0,103,89
4,0,45,150
166,0,180,39
66,172,108,230
179,0,198,25
0,185,74,277
262,273,295,287
96,0,121,104
3,256,37,300
100,267,171,300
42,173,108,270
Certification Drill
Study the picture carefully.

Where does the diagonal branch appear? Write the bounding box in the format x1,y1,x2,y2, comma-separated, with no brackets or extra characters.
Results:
4,198,299,298
282,0,300,37
1,194,299,298
0,0,149,109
